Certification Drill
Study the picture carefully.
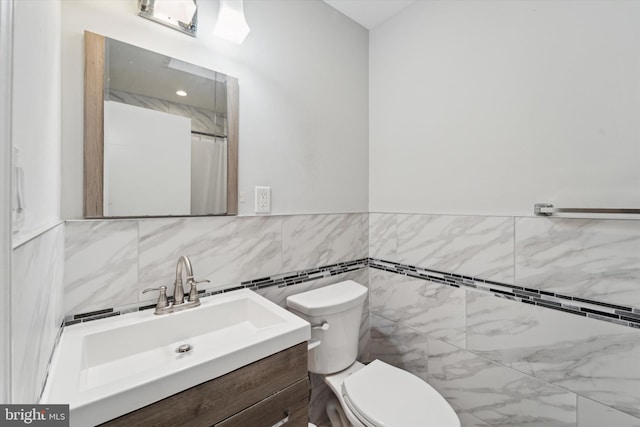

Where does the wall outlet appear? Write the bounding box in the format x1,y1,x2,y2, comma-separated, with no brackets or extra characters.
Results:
255,186,271,213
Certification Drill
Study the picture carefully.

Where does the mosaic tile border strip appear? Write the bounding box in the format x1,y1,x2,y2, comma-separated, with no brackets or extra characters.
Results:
369,258,640,330
63,259,368,326
63,256,640,330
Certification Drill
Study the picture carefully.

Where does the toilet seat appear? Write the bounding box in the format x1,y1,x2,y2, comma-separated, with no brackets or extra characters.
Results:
341,360,460,427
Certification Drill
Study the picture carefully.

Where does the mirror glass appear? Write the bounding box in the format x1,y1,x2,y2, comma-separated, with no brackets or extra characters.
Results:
85,33,237,218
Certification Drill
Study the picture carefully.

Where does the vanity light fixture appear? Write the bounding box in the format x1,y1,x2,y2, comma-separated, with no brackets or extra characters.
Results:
213,0,251,44
176,90,188,96
138,0,198,37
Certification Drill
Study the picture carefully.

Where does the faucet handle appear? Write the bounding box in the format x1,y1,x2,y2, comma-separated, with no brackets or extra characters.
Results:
187,279,210,304
143,286,170,314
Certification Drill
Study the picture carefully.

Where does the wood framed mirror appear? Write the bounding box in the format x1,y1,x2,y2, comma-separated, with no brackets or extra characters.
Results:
84,31,238,218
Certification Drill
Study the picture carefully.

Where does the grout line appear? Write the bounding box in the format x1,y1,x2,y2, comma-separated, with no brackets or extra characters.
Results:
38,321,65,402
512,216,516,289
12,221,65,249
136,219,141,306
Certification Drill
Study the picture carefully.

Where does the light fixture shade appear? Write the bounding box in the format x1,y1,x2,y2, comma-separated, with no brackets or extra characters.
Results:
154,0,197,25
213,0,250,44
138,0,198,37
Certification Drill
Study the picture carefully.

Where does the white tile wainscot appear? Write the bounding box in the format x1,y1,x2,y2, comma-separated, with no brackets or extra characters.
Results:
427,337,577,427
59,212,640,427
368,213,640,427
369,213,397,260
281,213,367,272
515,217,640,307
396,214,514,283
138,216,282,298
467,292,640,419
578,397,640,427
369,314,429,382
370,268,466,348
64,220,138,316
63,213,366,317
12,224,64,403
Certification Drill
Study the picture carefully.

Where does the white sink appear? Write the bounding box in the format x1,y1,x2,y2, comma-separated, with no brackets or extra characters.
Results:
40,289,310,426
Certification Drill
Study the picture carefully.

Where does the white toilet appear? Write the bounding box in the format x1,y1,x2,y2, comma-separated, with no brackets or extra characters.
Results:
287,280,460,427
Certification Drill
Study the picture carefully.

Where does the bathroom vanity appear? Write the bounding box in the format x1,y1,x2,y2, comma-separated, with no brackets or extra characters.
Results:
40,289,311,426
100,343,309,427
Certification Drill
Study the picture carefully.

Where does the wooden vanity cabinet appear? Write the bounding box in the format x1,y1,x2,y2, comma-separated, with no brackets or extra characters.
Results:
100,342,309,427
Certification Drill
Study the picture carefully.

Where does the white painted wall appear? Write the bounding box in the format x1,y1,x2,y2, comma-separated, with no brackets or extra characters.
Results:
61,0,369,218
12,0,61,245
370,0,640,216
7,0,64,404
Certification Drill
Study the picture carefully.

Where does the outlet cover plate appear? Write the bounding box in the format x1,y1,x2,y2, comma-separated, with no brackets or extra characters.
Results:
255,186,271,213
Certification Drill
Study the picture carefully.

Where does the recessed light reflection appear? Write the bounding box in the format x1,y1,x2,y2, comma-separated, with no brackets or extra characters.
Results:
176,90,187,97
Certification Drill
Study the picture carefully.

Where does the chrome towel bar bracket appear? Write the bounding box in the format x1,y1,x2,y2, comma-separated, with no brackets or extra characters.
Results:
534,203,640,216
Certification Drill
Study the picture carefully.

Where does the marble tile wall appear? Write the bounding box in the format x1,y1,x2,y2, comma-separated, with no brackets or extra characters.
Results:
369,269,466,348
467,293,640,419
369,212,640,427
578,398,640,427
370,214,640,307
137,216,281,300
58,210,640,426
369,314,429,381
11,223,64,403
109,90,226,136
63,213,368,426
428,337,577,426
515,217,640,307
64,213,367,317
281,213,367,272
454,408,491,427
64,220,138,315
396,214,514,283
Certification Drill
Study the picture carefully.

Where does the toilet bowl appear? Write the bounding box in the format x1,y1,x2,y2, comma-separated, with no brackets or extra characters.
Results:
286,280,460,427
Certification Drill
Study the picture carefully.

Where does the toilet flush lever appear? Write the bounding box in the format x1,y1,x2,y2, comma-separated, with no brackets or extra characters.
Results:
311,321,330,331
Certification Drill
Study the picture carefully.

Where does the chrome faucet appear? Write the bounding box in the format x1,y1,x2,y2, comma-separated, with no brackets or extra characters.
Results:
174,255,193,305
143,255,210,315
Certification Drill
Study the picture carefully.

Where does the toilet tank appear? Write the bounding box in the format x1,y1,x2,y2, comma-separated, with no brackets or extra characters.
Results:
286,280,367,374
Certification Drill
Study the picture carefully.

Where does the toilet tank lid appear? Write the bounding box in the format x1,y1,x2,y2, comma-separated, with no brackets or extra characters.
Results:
286,280,367,316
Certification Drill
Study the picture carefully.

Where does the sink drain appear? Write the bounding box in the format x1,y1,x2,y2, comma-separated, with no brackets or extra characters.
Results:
176,344,193,353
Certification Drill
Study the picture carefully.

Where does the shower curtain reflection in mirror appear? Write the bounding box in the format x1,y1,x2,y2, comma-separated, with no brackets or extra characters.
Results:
103,101,192,217
191,133,227,215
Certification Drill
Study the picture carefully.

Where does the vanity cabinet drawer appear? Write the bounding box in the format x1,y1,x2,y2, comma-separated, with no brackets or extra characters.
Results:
214,378,309,427
100,342,308,427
